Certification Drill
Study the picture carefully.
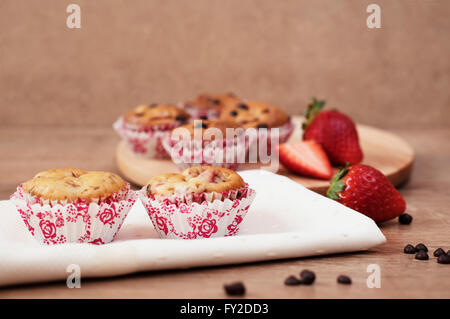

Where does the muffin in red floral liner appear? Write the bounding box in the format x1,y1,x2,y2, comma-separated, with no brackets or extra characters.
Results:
162,120,251,171
220,100,294,155
180,93,241,120
138,166,256,239
10,168,137,245
113,103,190,158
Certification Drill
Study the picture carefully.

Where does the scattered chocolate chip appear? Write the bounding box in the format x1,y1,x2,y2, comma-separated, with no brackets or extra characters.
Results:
148,103,158,107
337,275,352,285
299,270,316,285
415,250,429,260
415,243,428,252
437,254,450,264
284,275,301,286
262,108,270,113
404,244,417,254
237,103,249,110
230,110,238,116
199,115,208,120
257,123,268,129
433,248,446,257
398,213,413,225
175,115,188,122
224,282,245,296
194,122,208,129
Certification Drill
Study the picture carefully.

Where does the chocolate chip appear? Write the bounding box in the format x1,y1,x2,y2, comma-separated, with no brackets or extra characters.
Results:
224,282,245,296
398,213,413,225
199,115,208,120
175,115,188,122
208,98,221,105
257,123,268,129
404,244,417,254
415,250,429,260
230,110,238,116
337,275,352,284
284,275,301,286
299,270,315,285
437,254,450,264
148,103,158,107
433,248,446,257
237,103,249,110
194,122,208,129
415,243,428,252
262,108,270,113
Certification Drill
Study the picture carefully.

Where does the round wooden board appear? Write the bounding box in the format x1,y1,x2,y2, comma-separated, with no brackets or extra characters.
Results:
116,117,414,194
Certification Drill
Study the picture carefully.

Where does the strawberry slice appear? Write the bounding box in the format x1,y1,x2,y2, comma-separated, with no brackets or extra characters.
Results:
277,141,332,179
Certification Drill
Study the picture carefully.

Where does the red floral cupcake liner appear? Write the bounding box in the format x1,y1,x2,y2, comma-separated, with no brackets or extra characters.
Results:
113,117,181,158
138,184,256,239
162,133,251,171
10,183,137,245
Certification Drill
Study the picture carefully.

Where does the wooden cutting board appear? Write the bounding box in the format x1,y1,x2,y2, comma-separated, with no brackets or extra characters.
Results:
116,117,414,194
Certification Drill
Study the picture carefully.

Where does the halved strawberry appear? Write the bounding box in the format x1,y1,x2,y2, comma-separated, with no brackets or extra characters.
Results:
277,140,332,179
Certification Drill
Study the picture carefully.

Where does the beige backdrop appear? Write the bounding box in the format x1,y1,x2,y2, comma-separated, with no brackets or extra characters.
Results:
0,0,449,129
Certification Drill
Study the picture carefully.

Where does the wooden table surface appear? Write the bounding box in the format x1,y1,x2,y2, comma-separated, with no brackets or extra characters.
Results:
0,126,449,299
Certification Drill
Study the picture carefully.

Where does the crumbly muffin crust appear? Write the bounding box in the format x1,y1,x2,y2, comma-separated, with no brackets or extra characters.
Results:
219,100,290,128
123,104,190,127
185,93,241,111
173,120,243,140
146,166,245,196
22,168,127,202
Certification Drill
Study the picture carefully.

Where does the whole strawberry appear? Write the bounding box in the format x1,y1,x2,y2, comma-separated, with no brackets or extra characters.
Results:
303,98,363,165
327,164,406,223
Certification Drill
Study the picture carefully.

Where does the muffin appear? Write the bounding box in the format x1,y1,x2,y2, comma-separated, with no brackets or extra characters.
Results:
180,93,241,120
10,168,136,245
138,166,256,239
220,100,294,160
162,119,248,170
113,103,190,158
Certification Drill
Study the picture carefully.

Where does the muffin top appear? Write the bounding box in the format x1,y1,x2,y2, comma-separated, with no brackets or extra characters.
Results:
172,120,243,140
146,166,245,196
22,168,127,202
123,104,190,127
219,100,290,128
185,93,241,111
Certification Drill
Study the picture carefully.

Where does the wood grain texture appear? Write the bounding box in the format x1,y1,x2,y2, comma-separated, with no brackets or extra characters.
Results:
116,116,414,194
0,126,449,299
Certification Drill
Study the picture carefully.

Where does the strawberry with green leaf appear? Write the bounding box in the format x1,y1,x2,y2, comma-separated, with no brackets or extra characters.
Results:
327,164,406,223
303,98,363,165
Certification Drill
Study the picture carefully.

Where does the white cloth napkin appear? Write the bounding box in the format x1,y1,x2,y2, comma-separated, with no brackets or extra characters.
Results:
0,170,385,287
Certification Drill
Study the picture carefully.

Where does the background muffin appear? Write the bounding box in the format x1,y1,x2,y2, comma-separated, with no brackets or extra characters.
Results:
139,166,256,239
114,103,190,158
181,93,241,120
163,119,248,170
10,168,136,245
220,100,295,156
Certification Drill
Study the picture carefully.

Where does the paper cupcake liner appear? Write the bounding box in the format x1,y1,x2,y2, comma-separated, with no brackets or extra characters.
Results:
138,185,256,239
10,183,137,245
162,133,250,171
178,102,220,120
113,117,182,158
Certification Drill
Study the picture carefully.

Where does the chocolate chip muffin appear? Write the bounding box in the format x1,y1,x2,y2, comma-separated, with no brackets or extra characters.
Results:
138,166,256,239
182,93,241,120
220,100,294,145
11,168,136,245
114,103,190,158
163,120,248,170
